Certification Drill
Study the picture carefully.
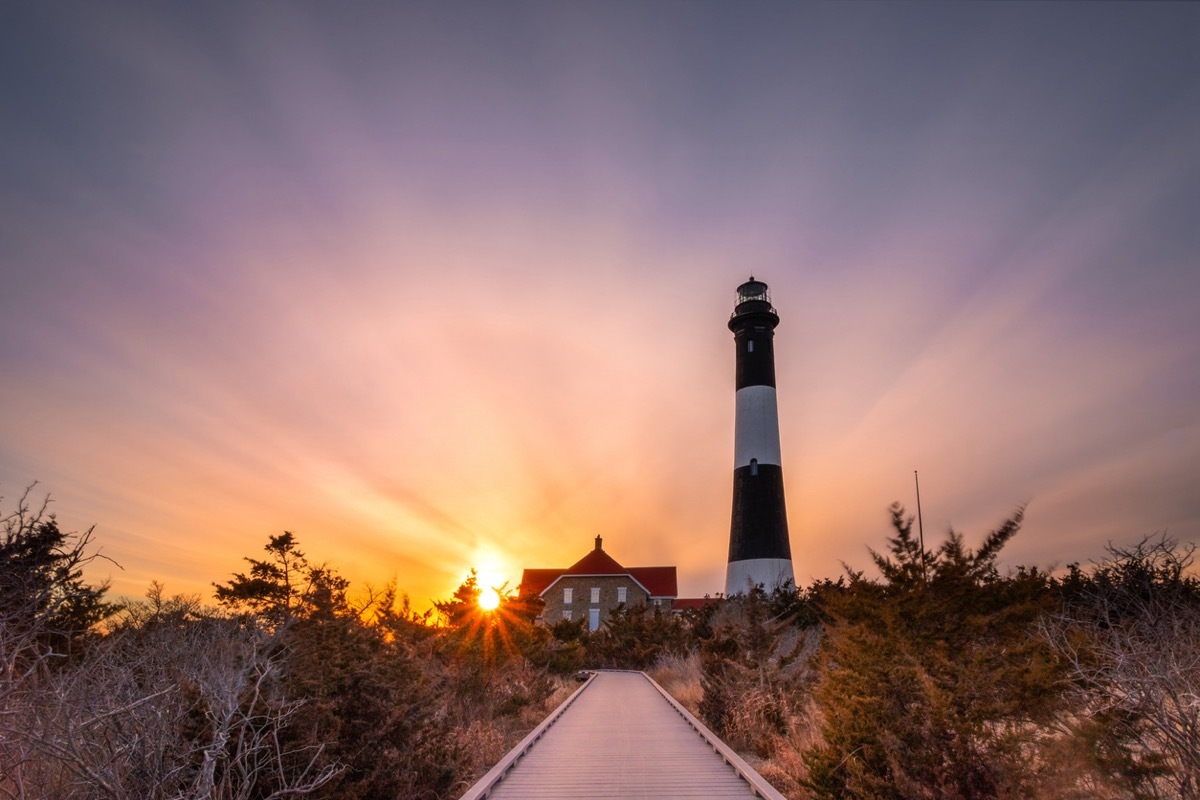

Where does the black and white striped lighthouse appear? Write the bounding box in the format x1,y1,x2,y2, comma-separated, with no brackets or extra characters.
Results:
726,277,795,595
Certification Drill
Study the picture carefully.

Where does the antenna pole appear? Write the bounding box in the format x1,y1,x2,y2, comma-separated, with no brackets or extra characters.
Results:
914,470,927,583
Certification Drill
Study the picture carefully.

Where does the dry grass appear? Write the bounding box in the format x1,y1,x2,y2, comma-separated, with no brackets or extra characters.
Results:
524,678,577,723
452,718,510,778
449,673,577,791
750,717,825,800
754,734,814,800
649,651,704,715
650,649,823,800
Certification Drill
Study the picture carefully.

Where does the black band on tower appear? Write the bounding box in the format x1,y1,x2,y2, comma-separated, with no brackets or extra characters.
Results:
733,328,776,390
728,463,791,561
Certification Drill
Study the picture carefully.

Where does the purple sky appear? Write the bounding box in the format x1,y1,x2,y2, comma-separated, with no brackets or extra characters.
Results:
2,2,1198,606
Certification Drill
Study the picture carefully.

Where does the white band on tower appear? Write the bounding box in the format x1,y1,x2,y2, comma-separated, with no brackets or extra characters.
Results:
725,558,795,594
733,385,782,468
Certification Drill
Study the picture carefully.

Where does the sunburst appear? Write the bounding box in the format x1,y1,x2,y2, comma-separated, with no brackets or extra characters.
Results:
478,586,501,611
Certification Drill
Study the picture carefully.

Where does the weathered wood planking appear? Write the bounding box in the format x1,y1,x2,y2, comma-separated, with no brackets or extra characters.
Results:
461,670,786,800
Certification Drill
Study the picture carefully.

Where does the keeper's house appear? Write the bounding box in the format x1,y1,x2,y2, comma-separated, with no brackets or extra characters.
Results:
520,536,678,631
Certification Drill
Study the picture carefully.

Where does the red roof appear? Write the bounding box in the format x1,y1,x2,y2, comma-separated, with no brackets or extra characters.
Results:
520,537,678,598
565,546,626,576
628,567,678,598
671,597,720,612
519,569,563,597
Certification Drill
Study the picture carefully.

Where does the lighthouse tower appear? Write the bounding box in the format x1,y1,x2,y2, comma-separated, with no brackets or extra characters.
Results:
726,277,795,595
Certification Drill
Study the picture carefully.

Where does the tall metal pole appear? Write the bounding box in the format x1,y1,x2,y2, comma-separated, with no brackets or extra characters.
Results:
914,470,927,583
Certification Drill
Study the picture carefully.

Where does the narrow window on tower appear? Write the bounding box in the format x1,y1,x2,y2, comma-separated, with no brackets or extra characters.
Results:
750,458,758,476
748,339,755,352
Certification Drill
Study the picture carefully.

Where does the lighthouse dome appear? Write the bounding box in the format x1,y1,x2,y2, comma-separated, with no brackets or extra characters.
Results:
736,277,770,305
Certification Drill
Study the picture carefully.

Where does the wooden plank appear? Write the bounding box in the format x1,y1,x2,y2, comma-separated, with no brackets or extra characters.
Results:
464,670,782,800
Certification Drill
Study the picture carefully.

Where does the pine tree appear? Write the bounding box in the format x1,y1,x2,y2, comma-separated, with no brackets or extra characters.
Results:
1,487,114,678
805,504,1061,799
212,531,310,624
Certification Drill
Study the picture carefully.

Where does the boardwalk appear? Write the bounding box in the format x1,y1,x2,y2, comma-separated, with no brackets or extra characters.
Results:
461,670,786,800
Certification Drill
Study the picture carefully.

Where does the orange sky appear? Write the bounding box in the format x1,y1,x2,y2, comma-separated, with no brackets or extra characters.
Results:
1,3,1198,609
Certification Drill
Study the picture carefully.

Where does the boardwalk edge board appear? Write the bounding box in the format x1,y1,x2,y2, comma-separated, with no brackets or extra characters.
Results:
458,672,598,800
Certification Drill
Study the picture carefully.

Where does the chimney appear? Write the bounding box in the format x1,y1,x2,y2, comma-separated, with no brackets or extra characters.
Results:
594,535,603,551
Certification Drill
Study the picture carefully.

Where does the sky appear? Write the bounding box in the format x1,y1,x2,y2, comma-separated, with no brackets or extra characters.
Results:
1,2,1198,608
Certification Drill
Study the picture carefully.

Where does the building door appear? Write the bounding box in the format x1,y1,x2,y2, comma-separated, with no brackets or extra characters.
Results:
588,608,600,632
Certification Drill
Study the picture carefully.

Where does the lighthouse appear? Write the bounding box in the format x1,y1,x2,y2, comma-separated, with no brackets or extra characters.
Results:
726,277,795,595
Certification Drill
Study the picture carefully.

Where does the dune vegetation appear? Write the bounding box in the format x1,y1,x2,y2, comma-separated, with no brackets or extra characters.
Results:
3,488,1198,799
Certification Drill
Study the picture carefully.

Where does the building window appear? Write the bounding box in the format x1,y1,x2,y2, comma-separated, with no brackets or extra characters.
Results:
589,608,600,631
748,340,754,352
750,458,758,476
617,586,627,604
563,609,572,621
590,587,600,604
563,587,573,604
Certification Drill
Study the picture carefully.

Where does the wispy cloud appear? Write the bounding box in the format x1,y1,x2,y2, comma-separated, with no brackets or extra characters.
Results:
1,3,1197,604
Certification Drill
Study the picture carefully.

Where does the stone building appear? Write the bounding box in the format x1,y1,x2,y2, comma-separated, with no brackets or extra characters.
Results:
520,536,678,631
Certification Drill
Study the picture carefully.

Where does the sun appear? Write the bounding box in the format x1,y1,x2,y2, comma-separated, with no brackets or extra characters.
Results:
478,586,501,611
471,549,510,613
